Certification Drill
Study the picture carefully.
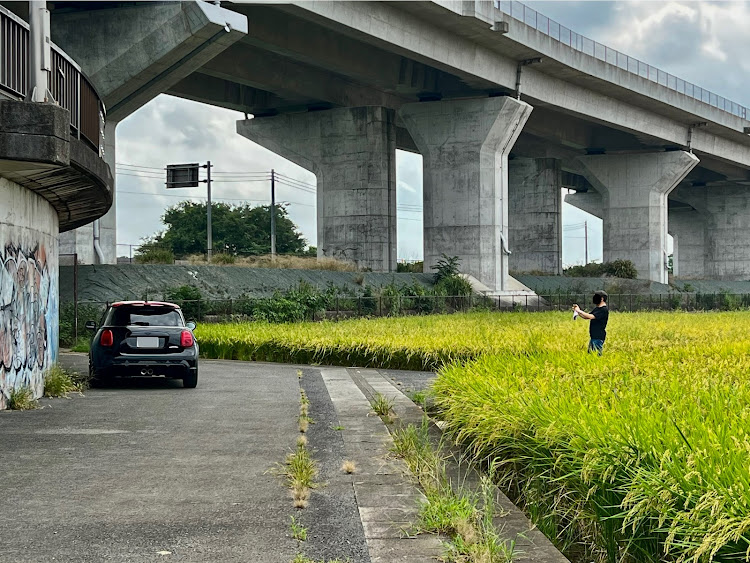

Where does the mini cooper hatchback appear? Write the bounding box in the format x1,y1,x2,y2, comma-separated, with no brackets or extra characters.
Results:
87,301,199,388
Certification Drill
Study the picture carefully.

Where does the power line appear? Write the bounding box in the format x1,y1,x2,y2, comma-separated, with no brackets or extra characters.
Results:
117,162,164,171
275,172,316,189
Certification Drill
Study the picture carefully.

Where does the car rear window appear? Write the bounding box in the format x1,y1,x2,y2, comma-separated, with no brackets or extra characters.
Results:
107,307,183,327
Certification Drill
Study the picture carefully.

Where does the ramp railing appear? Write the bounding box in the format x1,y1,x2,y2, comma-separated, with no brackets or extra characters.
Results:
0,4,105,155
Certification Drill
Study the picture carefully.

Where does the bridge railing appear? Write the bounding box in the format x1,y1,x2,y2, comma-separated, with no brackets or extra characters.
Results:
497,0,748,120
0,5,105,155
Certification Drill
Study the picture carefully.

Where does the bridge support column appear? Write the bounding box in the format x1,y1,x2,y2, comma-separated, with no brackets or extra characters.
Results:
577,151,698,284
399,97,532,292
668,206,706,279
508,157,562,275
237,106,397,272
673,184,750,280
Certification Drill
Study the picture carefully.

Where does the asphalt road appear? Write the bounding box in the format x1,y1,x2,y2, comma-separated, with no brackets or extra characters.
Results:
0,357,307,562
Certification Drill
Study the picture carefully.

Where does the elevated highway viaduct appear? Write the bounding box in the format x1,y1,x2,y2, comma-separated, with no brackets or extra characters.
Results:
15,0,750,289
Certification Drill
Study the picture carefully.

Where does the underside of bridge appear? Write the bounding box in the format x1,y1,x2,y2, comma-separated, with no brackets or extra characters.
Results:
25,0,750,288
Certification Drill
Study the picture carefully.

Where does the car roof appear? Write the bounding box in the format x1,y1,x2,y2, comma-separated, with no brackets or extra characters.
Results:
110,301,181,309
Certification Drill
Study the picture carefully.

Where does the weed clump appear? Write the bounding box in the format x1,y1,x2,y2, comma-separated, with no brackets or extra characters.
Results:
44,364,84,397
7,386,38,410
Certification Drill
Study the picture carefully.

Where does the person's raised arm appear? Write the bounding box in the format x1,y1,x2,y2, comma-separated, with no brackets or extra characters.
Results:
572,304,595,320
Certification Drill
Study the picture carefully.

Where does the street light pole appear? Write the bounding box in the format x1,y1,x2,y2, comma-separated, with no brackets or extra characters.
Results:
270,169,276,260
206,161,213,262
584,220,588,265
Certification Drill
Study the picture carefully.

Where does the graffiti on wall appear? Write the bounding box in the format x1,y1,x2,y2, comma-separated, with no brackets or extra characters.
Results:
0,244,58,409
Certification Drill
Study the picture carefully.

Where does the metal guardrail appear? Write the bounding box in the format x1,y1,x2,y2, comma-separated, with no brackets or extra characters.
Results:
0,5,105,155
497,0,749,120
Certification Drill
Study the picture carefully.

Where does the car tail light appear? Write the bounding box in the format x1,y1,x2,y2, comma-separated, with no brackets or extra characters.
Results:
100,329,114,347
180,330,194,347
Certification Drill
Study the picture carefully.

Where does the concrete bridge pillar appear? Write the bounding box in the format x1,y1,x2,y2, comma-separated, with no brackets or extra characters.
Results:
577,151,699,284
237,106,397,272
672,184,750,280
398,97,533,292
668,206,706,279
508,157,562,275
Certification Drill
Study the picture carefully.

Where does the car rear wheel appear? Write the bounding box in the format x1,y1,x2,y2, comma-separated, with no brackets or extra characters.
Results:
88,359,108,388
183,368,198,389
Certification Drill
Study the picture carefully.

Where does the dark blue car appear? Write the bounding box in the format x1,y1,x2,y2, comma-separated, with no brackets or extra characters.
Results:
86,301,199,388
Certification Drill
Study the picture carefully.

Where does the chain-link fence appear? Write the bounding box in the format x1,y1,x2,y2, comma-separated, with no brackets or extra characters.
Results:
59,291,750,347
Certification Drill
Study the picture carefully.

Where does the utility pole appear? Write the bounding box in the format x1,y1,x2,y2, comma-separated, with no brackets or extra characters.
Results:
205,161,213,262
584,221,588,265
270,169,276,260
166,161,212,260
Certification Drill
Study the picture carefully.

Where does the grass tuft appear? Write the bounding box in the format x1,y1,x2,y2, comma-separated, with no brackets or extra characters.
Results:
341,460,356,474
290,516,307,541
371,393,396,422
393,420,515,562
7,386,38,410
44,364,85,397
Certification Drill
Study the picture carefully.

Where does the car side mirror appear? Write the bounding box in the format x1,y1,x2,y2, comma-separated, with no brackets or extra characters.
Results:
85,320,97,331
185,321,196,331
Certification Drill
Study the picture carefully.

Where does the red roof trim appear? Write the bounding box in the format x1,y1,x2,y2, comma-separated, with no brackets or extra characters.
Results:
111,301,180,308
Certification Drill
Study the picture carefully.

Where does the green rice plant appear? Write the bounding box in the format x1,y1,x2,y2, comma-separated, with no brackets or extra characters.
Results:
7,386,38,410
198,311,750,561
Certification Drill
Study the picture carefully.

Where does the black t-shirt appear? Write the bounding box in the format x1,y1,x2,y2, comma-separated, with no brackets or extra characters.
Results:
589,306,609,340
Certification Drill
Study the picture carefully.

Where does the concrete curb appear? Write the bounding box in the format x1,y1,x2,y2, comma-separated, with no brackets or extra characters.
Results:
320,368,443,563
349,368,571,563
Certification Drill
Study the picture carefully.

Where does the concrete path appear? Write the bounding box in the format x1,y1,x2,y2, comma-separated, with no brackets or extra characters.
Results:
0,358,305,563
0,355,568,563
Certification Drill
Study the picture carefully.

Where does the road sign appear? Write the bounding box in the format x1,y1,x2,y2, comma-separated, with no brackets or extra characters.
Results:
166,163,200,188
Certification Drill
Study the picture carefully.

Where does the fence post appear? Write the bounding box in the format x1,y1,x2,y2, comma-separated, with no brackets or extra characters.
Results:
336,295,340,319
357,297,361,317
525,295,528,311
379,296,382,317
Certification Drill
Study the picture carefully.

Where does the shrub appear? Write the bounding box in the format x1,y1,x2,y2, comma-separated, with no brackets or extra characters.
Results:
134,247,174,264
59,302,107,347
432,254,461,284
434,275,473,298
564,262,604,277
564,260,638,279
397,261,424,273
211,253,236,265
165,285,203,320
603,259,638,279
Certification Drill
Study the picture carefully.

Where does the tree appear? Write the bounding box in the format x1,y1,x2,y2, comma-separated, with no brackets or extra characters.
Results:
139,201,308,258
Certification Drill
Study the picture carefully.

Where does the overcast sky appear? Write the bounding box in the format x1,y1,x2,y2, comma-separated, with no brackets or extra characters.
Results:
115,1,750,267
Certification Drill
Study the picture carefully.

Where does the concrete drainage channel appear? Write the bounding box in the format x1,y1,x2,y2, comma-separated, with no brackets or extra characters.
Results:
335,367,571,563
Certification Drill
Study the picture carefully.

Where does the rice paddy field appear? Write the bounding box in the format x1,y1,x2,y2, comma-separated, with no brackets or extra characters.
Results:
196,312,750,562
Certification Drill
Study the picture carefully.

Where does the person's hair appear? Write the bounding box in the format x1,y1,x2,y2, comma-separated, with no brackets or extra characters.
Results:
593,290,608,305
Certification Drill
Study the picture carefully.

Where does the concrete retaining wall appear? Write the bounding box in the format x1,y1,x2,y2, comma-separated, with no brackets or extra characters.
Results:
0,178,59,409
60,264,434,303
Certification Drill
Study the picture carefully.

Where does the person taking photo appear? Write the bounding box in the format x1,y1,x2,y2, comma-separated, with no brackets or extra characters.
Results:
573,290,609,355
